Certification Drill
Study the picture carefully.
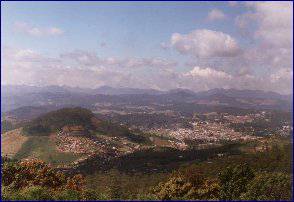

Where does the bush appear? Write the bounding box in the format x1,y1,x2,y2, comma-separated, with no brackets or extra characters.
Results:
20,186,54,200
2,185,54,200
153,176,193,200
2,159,68,189
218,163,255,200
2,186,22,200
1,159,105,200
2,185,104,201
81,189,102,200
241,172,292,200
153,171,220,200
135,193,158,200
65,174,85,191
54,189,82,200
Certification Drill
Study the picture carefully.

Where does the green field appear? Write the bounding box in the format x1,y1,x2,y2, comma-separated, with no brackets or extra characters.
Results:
14,136,82,165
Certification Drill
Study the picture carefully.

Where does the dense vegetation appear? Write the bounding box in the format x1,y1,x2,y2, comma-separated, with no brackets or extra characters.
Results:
23,107,95,136
21,107,148,143
153,164,291,200
2,141,292,200
2,140,292,200
151,141,292,200
1,159,102,200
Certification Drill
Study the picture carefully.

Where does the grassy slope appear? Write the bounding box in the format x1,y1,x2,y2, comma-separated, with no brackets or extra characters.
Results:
1,128,29,158
14,136,81,165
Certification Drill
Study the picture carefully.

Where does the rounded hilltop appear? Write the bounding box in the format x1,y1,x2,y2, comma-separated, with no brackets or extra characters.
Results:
21,107,142,142
23,107,96,136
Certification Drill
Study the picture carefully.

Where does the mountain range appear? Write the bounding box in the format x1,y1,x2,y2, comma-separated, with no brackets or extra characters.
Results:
1,85,292,113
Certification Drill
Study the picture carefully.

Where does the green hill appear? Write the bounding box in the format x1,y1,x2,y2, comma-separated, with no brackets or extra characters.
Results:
3,107,150,165
22,107,149,144
23,107,96,136
14,136,81,165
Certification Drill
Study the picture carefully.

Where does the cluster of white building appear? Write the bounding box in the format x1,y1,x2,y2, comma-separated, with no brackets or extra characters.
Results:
55,131,98,154
150,121,258,144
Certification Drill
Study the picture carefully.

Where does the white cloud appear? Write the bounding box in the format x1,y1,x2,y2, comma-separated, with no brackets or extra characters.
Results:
124,58,177,68
171,29,241,58
255,3,292,48
180,66,233,91
234,1,293,83
184,66,232,79
1,47,178,89
48,27,64,35
1,48,123,88
160,42,170,50
14,22,64,37
268,68,293,94
207,9,226,21
2,47,292,94
60,50,177,69
239,2,293,48
180,65,292,94
270,68,293,83
235,12,257,38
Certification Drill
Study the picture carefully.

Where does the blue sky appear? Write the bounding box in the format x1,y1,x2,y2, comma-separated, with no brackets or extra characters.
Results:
2,2,247,57
1,1,293,93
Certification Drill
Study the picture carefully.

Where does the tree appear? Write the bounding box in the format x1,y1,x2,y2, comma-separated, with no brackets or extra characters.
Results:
218,164,255,200
107,169,124,199
2,159,85,191
2,159,103,200
2,159,67,189
241,172,292,200
65,174,85,191
54,189,82,200
19,186,54,200
153,170,220,200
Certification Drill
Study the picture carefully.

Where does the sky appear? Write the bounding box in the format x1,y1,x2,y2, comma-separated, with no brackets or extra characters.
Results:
1,1,293,94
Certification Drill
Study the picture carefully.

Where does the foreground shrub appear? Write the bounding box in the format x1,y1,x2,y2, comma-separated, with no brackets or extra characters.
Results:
20,186,54,200
2,159,84,191
153,170,220,200
54,189,82,200
241,172,292,200
2,159,67,189
1,159,91,200
218,163,255,200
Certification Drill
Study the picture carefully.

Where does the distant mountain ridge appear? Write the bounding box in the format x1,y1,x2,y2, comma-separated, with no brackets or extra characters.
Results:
196,88,292,101
92,85,164,95
1,85,164,96
2,84,291,97
1,85,292,112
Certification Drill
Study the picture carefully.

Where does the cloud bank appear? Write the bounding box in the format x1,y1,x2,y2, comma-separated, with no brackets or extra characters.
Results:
207,9,226,21
2,2,293,94
14,22,64,37
171,29,241,58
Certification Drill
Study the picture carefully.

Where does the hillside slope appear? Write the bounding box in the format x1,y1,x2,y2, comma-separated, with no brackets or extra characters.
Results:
2,107,152,166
